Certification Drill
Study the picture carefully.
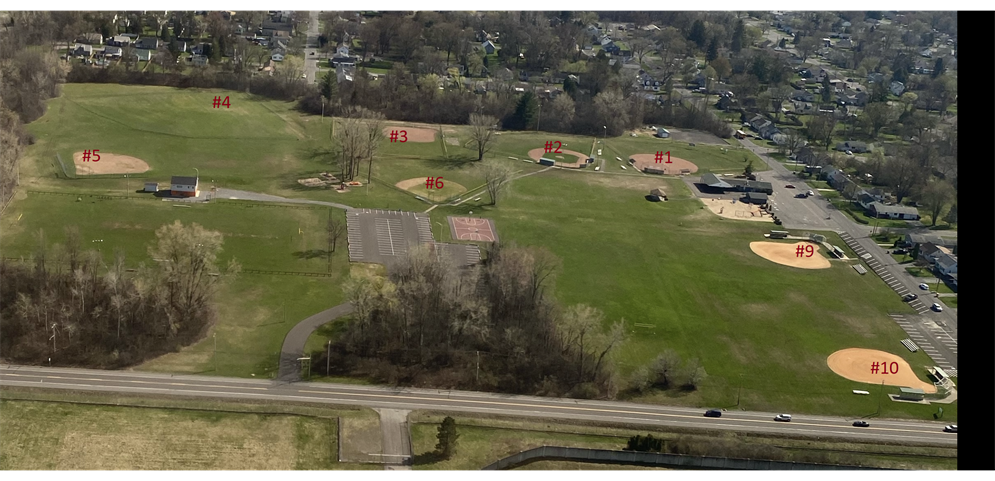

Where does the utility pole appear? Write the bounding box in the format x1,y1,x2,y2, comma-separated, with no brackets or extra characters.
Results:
213,332,218,372
326,340,331,376
475,351,480,385
877,380,884,415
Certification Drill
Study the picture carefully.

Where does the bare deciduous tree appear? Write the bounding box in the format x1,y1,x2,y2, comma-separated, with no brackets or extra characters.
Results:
479,160,514,206
468,113,498,161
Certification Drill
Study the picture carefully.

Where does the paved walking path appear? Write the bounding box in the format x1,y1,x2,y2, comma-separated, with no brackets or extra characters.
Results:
377,409,413,470
277,302,354,381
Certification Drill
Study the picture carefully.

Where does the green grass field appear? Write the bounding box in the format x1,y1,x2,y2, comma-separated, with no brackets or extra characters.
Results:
0,395,378,469
3,84,955,421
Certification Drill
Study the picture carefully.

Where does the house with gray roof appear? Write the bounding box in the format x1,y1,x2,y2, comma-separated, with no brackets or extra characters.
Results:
934,253,957,276
869,202,919,220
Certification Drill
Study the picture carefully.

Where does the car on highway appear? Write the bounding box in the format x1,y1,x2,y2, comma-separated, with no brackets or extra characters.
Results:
774,414,792,422
919,283,930,290
785,184,795,188
704,409,722,418
795,193,809,198
902,293,918,302
932,302,943,312
309,52,315,55
852,420,870,427
943,425,957,433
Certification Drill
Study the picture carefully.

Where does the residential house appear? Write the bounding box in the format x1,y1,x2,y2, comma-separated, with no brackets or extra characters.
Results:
102,46,122,58
866,72,885,84
330,44,355,66
912,59,933,75
825,167,848,189
717,95,737,111
600,37,620,55
791,90,815,102
271,51,285,62
869,202,919,220
856,191,877,210
790,100,814,113
901,234,956,250
747,114,780,140
836,38,853,49
889,81,905,96
836,140,871,153
76,32,103,44
72,44,92,57
838,90,868,106
799,67,830,82
134,37,161,50
190,43,208,56
106,35,134,47
191,55,209,66
134,49,152,62
481,40,496,54
336,63,355,83
919,47,932,58
172,40,187,53
261,18,293,38
934,253,957,276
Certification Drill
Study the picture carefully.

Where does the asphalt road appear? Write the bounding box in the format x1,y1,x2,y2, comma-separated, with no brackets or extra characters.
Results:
303,11,320,84
278,302,354,381
0,365,956,447
739,139,958,370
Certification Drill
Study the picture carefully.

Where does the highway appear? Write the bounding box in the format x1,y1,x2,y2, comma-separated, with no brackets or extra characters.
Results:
0,364,956,447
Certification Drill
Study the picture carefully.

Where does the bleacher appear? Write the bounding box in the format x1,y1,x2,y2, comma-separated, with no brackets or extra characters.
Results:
901,338,919,352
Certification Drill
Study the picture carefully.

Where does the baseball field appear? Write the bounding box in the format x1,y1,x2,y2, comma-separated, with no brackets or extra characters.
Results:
0,84,953,421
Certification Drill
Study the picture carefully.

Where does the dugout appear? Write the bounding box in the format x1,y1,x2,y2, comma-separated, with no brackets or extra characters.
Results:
743,192,768,205
898,387,926,401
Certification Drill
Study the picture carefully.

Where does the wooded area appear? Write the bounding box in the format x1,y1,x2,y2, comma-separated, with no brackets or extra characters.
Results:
314,243,627,398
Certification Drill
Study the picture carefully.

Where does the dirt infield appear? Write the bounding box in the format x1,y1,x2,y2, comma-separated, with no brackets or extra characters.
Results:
72,151,150,175
383,126,437,143
527,148,588,168
448,216,498,242
704,198,773,222
827,348,937,393
629,153,698,174
395,177,465,202
749,241,831,269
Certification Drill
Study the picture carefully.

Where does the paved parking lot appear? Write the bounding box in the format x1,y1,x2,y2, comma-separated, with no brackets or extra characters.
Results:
346,209,481,267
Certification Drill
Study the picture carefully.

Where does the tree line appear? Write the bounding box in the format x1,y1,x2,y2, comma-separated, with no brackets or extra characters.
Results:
0,221,237,367
312,243,628,398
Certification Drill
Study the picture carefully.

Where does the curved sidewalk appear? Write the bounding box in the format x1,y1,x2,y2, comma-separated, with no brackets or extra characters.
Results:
277,302,354,381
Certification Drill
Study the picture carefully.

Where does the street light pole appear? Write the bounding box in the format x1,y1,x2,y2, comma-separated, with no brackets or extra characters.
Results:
326,340,331,376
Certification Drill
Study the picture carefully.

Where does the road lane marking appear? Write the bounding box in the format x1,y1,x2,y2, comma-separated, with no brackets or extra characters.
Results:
0,373,268,390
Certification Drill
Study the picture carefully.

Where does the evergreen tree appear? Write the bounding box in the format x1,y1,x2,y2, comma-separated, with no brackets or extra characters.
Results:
508,91,539,130
563,76,578,99
731,20,744,53
435,416,459,459
931,58,945,78
321,72,338,102
706,37,719,62
744,159,755,176
689,20,707,50
821,76,833,103
160,24,170,41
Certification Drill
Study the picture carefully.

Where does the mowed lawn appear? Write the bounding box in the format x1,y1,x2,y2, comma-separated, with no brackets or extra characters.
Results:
0,194,350,378
429,169,952,421
0,399,377,470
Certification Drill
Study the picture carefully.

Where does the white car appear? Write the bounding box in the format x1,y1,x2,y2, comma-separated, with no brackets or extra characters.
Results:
943,425,957,433
845,150,853,155
931,303,943,312
620,165,627,170
774,414,792,422
919,283,930,290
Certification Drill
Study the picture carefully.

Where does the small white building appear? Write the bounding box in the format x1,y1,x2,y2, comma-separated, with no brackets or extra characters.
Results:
170,175,199,197
143,182,159,193
271,52,285,62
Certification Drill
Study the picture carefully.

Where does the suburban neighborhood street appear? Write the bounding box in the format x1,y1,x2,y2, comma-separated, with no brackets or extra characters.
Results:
303,11,320,84
0,364,957,447
740,139,958,373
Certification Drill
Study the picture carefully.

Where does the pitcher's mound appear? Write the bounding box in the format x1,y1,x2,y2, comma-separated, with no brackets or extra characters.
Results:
750,241,830,269
827,348,936,393
629,153,698,174
395,177,466,202
73,151,150,175
383,126,437,143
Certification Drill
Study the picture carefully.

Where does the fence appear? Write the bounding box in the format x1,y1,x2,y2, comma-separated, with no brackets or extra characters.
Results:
55,153,73,179
241,269,336,278
482,446,890,471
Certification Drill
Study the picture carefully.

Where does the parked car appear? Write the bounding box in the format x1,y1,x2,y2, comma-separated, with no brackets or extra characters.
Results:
893,248,907,255
932,303,943,312
902,293,918,302
845,150,853,155
620,165,627,170
919,283,930,290
785,184,795,188
774,414,792,422
594,166,601,171
943,425,957,433
806,190,814,197
704,409,722,418
852,420,870,427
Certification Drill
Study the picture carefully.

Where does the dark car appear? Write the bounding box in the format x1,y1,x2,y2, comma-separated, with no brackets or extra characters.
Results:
704,409,722,418
785,184,795,188
795,193,809,198
852,420,870,427
902,293,918,302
